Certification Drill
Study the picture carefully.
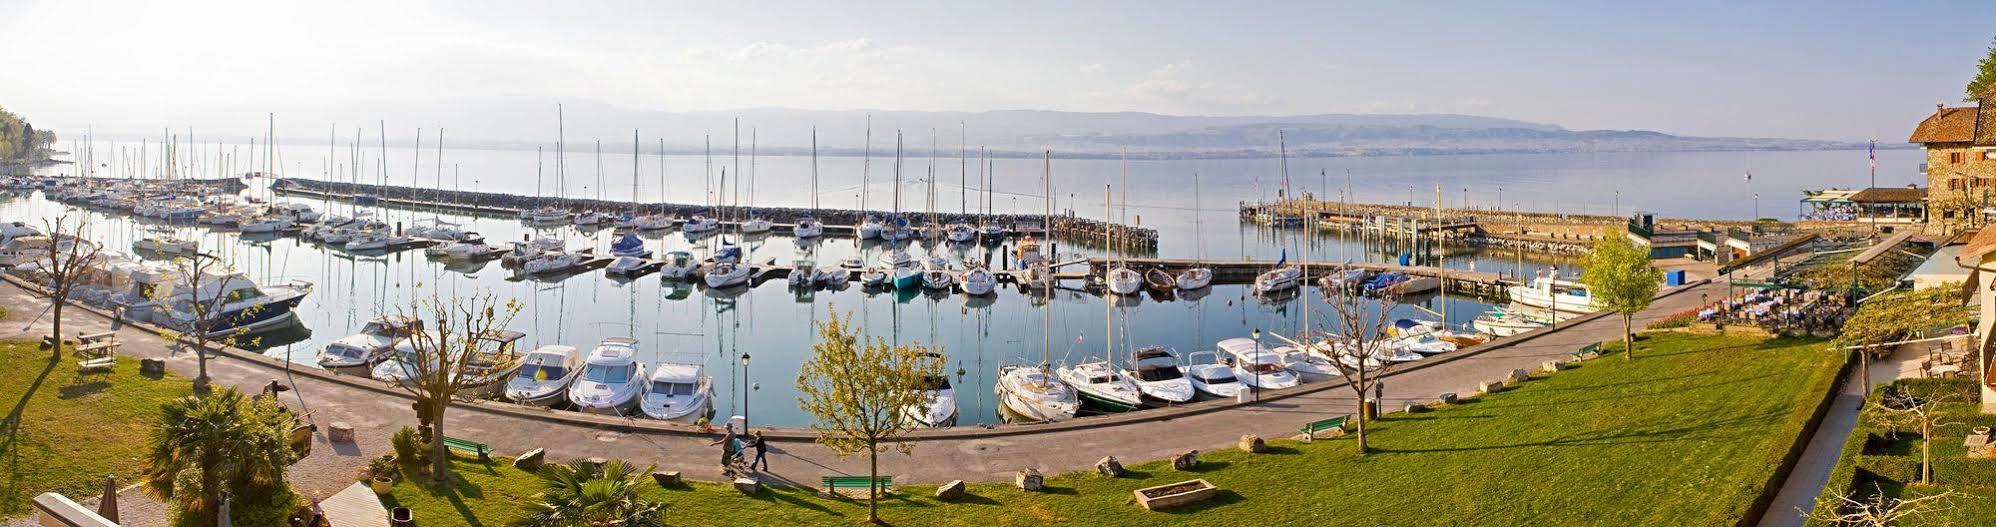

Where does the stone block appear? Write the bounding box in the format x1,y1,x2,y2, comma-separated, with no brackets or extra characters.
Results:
1580,351,1601,360
1238,435,1267,453
513,448,546,472
1095,456,1125,477
1477,381,1500,394
733,476,762,495
1437,392,1459,404
139,358,166,375
582,457,608,472
1403,402,1426,413
1015,469,1044,492
936,480,966,500
652,471,682,488
1541,361,1562,373
1172,450,1200,471
327,422,356,444
1506,369,1531,385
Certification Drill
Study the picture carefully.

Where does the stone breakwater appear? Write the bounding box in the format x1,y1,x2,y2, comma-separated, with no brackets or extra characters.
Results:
273,178,1159,249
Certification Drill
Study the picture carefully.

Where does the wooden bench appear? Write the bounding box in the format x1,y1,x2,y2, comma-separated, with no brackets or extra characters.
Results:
822,475,892,495
76,357,117,375
1299,415,1350,440
77,331,115,343
442,436,491,461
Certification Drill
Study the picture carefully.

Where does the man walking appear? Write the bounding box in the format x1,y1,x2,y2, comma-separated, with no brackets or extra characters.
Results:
750,431,770,472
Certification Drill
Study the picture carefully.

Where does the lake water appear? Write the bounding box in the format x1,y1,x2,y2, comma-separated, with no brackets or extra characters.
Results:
14,143,1903,426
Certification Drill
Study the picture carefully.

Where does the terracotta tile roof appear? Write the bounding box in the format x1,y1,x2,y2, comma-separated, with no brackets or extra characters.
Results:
1910,106,1980,144
1960,227,1996,263
1849,187,1926,203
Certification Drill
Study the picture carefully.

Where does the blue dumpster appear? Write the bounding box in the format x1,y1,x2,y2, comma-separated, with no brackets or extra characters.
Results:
1664,269,1686,286
1398,253,1411,266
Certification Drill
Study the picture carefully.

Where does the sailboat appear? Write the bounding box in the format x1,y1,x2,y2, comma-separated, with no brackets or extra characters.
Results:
958,263,997,296
794,127,826,239
573,141,615,226
683,138,722,235
996,151,1080,423
1253,136,1302,295
1177,171,1214,290
1103,167,1141,296
738,127,772,234
238,122,293,235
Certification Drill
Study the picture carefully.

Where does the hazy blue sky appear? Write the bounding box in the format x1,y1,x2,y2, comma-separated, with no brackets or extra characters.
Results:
3,0,1992,140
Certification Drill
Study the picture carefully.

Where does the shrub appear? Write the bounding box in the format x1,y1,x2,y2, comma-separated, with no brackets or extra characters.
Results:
391,426,429,467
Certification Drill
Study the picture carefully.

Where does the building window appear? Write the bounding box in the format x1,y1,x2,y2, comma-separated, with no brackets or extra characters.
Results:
1951,152,1964,163
1945,210,1957,219
1951,178,1964,190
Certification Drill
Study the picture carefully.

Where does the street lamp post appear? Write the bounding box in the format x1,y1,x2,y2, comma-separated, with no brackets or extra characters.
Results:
740,351,752,429
1249,327,1262,402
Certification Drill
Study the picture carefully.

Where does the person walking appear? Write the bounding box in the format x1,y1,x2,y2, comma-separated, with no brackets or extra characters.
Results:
708,424,739,474
750,431,770,472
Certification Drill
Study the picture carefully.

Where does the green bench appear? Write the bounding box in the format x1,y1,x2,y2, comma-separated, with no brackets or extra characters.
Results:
822,475,892,495
1299,415,1350,440
442,436,491,461
1571,342,1601,359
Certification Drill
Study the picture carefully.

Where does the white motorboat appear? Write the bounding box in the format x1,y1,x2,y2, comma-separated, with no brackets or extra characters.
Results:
238,217,292,234
788,260,818,288
153,271,313,339
1055,360,1144,413
995,365,1079,423
501,237,563,266
1254,266,1303,294
793,217,824,238
1268,344,1340,382
907,352,958,427
606,256,654,277
316,315,422,374
1391,332,1459,355
1124,346,1195,406
658,251,697,280
840,255,864,269
434,239,493,260
504,345,583,407
523,249,590,275
1507,270,1601,314
813,266,851,286
1216,338,1299,390
1106,266,1142,295
1176,267,1214,290
1182,351,1246,400
132,235,197,255
860,267,890,288
369,329,527,397
704,261,751,288
639,361,713,423
569,337,647,415
958,266,997,296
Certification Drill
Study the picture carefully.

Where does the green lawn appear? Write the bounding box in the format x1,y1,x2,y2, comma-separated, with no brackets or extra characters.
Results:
0,340,193,516
1806,377,1996,526
386,332,1843,526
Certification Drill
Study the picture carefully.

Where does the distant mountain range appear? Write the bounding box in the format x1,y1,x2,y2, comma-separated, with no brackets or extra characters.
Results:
91,96,1882,159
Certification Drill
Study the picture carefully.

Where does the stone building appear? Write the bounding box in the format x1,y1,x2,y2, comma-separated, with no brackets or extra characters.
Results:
1911,84,1996,233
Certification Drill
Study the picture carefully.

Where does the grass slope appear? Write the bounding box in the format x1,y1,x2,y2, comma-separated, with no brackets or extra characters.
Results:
387,332,1842,526
0,340,192,516
1805,377,1996,526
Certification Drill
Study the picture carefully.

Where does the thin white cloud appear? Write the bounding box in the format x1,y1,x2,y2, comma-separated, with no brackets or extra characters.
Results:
1078,63,1105,73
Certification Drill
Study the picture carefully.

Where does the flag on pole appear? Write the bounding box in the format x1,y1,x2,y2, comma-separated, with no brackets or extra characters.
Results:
1868,141,1877,171
1744,171,1752,182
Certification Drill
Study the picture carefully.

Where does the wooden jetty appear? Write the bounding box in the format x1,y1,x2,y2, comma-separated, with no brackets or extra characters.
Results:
1093,257,1516,297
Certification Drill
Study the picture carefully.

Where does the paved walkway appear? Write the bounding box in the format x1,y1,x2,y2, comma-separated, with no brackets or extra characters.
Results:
1,273,1735,492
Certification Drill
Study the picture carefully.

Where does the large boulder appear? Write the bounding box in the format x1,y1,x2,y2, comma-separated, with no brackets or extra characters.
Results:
1172,450,1200,471
512,448,546,472
652,471,682,488
1015,469,1045,492
1541,360,1563,373
936,479,966,500
1477,381,1500,395
1437,392,1459,404
1238,434,1267,453
1506,369,1531,385
1095,456,1126,477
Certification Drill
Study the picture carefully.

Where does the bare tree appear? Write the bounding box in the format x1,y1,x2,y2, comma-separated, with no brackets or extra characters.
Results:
1303,284,1404,454
151,245,267,393
35,213,104,359
1873,386,1965,486
391,286,523,483
1804,484,1959,526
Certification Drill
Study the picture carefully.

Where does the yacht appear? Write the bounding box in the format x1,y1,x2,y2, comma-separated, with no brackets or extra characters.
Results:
658,251,697,280
523,249,591,275
154,271,313,339
371,329,527,397
639,362,714,424
704,261,752,288
502,237,564,266
1055,359,1143,413
505,345,584,407
1123,346,1195,406
907,352,958,427
433,237,494,260
788,260,818,288
132,235,197,255
1182,351,1246,400
238,216,292,234
813,266,852,287
609,233,650,258
1507,269,1600,314
569,338,647,415
1254,266,1303,295
316,315,422,374
1216,338,1299,390
995,365,1079,423
1269,344,1340,382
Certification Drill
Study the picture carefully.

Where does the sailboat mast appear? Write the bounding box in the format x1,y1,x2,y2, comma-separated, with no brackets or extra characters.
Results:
862,115,871,213
1105,183,1113,359
1043,150,1054,381
811,126,819,210
960,122,967,215
557,105,565,203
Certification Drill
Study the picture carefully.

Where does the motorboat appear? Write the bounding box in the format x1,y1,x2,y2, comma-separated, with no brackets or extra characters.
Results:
1013,235,1045,268
270,203,321,223
944,222,976,243
1144,268,1175,292
1182,351,1245,400
1268,344,1340,382
1254,266,1302,295
606,256,655,277
1390,331,1459,355
860,267,890,288
1309,337,1422,370
1176,267,1214,290
316,315,423,374
1055,359,1143,413
892,265,922,290
907,352,958,427
1105,266,1142,295
788,260,818,288
1216,338,1299,390
504,345,583,407
153,271,313,339
369,330,528,396
704,261,752,288
812,266,851,286
658,251,697,280
839,255,864,269
995,365,1079,423
238,217,292,234
639,361,714,424
346,231,411,252
568,337,648,415
609,233,650,258
0,221,44,246
1507,270,1600,314
523,249,591,275
1123,346,1195,406
132,235,197,255
502,237,564,266
793,216,824,238
958,266,997,296
432,238,494,260
681,215,720,234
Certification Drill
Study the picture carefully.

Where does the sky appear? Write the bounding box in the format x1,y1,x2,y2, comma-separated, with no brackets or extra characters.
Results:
2,0,1992,141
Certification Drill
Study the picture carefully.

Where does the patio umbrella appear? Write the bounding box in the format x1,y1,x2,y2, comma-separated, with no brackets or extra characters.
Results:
96,476,117,522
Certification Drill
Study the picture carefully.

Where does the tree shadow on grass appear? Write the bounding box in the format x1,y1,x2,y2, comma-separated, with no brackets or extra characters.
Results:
1181,460,1232,473
0,358,58,517
1371,409,1788,455
750,486,841,515
1468,372,1779,412
57,380,109,399
391,470,490,527
1156,489,1245,515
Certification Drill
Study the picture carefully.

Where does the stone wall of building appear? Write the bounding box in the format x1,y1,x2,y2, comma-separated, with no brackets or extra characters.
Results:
1924,144,1996,232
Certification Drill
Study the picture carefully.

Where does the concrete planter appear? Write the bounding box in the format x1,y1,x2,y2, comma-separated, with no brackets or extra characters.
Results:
1133,479,1218,511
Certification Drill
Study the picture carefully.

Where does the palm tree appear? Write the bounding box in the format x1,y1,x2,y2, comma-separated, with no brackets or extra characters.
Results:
513,460,667,527
144,388,297,526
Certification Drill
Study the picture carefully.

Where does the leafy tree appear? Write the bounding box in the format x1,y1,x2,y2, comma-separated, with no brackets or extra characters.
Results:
1579,228,1661,359
144,388,297,527
1968,35,1996,101
794,307,944,524
391,286,522,482
151,244,267,393
31,213,104,359
513,459,666,527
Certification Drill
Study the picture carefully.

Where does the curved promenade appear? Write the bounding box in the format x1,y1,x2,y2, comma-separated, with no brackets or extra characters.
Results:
0,271,1725,494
